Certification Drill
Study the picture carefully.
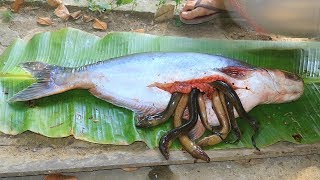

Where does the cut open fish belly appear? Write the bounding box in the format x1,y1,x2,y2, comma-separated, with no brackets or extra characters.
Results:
84,52,257,117
10,52,304,129
87,54,302,117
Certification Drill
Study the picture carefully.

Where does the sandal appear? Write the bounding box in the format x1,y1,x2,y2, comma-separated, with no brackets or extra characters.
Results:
180,0,228,24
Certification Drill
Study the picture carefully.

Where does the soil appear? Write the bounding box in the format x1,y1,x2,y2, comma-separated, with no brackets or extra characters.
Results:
0,2,274,53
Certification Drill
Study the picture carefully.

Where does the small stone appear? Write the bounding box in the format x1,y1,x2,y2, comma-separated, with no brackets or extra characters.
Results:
154,4,175,22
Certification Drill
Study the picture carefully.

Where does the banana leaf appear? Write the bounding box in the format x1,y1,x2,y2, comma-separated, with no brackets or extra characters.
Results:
0,28,319,149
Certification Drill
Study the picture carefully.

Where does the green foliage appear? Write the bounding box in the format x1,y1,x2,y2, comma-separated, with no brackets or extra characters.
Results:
157,0,166,6
157,0,182,6
86,0,181,12
174,18,183,27
87,0,135,12
115,0,134,6
88,0,110,12
174,0,182,5
0,28,319,149
1,9,13,23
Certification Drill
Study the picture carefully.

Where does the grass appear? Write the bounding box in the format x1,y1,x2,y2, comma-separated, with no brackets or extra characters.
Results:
87,0,182,12
1,9,13,23
87,0,136,12
88,0,110,12
157,0,182,6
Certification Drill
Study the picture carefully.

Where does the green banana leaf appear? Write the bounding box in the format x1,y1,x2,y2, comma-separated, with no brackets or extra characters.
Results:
0,28,319,150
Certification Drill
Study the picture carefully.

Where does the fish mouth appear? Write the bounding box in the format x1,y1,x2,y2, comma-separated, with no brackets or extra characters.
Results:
291,88,304,100
287,79,305,101
273,88,304,103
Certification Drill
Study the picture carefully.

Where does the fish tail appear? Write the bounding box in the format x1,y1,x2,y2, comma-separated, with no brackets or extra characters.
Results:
9,62,71,102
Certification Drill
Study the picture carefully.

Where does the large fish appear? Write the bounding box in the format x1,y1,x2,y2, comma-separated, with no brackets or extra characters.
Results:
9,52,304,128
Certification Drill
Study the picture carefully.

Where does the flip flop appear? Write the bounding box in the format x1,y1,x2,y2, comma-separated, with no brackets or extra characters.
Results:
180,0,228,24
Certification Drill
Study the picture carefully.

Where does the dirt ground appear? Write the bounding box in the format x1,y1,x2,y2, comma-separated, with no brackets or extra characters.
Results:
0,2,275,51
0,2,319,179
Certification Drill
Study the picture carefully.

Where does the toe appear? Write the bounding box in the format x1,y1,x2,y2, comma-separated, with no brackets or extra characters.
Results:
182,0,198,11
180,7,214,20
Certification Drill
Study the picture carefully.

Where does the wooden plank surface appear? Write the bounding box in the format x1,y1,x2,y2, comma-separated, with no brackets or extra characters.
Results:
0,132,319,177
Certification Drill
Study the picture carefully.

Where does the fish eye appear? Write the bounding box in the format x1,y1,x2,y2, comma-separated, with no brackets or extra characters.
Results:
283,71,301,82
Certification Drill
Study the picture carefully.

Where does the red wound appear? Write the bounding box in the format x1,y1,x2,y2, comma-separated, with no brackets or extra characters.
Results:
220,66,253,79
151,76,226,95
150,66,252,95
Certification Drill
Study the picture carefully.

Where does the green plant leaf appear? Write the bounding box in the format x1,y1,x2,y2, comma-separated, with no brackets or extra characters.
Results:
0,28,319,150
116,0,134,6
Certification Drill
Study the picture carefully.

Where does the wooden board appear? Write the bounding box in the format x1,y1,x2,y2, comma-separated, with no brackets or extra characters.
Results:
0,132,319,177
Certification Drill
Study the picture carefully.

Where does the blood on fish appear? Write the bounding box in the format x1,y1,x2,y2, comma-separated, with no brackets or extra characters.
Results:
150,76,229,95
150,67,255,95
220,66,254,79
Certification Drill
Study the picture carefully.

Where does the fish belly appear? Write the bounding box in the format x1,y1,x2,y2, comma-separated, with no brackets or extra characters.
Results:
83,52,247,115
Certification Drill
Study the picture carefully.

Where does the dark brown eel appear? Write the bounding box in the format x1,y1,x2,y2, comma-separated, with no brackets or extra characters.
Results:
158,88,200,160
210,81,260,151
197,90,231,146
219,91,242,144
173,94,210,162
136,92,183,127
197,93,213,131
225,95,242,143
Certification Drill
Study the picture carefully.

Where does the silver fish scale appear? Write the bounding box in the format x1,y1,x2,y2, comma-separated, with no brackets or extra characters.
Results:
78,52,252,115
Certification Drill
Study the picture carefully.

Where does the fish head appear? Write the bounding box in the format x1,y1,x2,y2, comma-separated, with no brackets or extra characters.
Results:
264,69,304,103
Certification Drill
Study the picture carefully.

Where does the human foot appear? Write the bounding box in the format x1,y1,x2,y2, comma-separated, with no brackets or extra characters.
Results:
180,0,227,24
